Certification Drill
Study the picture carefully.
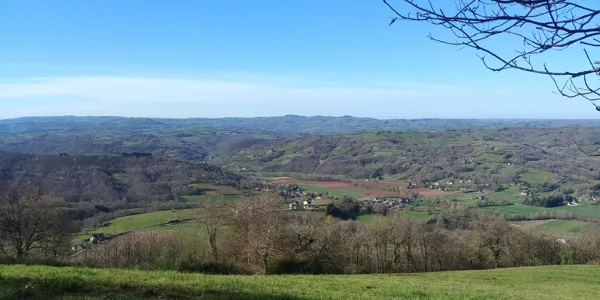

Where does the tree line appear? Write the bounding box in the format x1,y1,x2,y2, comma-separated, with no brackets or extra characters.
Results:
76,193,600,275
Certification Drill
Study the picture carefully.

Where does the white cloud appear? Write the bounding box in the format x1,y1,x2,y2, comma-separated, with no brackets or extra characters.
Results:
0,75,592,119
0,76,510,104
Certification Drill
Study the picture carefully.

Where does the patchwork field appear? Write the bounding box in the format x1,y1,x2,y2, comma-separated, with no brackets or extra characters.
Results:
2,264,600,299
411,187,459,197
270,177,457,198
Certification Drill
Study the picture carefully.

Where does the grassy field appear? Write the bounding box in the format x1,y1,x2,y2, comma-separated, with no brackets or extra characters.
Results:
402,210,436,221
477,204,549,215
357,214,378,224
296,183,366,199
182,184,240,203
111,173,130,183
535,220,590,236
554,204,600,218
519,168,557,185
1,264,599,299
512,219,591,237
73,209,197,243
358,211,435,224
181,194,240,203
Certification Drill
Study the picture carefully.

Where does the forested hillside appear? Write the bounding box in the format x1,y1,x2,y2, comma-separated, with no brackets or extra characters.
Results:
219,127,600,202
0,129,274,160
0,154,247,222
3,116,600,161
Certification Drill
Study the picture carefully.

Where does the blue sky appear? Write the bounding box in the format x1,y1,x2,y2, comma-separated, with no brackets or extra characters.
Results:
0,0,595,119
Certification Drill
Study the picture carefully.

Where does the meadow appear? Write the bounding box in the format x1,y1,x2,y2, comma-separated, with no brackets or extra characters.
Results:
296,183,366,199
181,184,241,203
1,264,599,299
72,209,198,243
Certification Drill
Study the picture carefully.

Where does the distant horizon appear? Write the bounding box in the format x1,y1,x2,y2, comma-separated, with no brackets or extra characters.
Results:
2,114,600,122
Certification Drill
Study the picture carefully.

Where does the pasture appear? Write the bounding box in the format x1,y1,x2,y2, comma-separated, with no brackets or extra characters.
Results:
271,177,460,199
2,264,600,299
73,209,197,243
512,219,591,237
182,184,240,203
535,220,590,236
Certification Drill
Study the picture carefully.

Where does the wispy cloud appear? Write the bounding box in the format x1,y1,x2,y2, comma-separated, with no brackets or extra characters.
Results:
0,75,590,119
0,76,507,104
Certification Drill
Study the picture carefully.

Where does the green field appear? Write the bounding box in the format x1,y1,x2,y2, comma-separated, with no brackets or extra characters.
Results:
357,214,378,224
2,264,600,299
402,210,436,221
110,173,130,183
554,205,600,218
535,220,590,236
182,184,240,203
296,183,366,199
477,204,549,215
181,194,240,203
358,211,435,224
74,209,197,242
188,183,239,195
519,169,557,185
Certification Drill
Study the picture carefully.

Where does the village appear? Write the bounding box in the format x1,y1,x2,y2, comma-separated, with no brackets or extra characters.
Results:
280,184,412,212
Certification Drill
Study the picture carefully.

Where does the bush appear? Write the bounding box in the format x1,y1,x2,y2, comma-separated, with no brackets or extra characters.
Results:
267,257,305,274
177,260,248,275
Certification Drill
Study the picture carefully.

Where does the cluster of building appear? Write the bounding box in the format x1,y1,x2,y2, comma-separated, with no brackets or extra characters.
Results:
358,197,411,208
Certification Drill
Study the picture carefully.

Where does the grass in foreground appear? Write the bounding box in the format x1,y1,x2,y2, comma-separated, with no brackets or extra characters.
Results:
1,264,599,299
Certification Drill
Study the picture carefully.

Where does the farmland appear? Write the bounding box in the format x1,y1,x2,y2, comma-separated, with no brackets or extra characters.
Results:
2,264,600,299
73,209,198,243
181,184,241,203
535,220,590,236
270,177,457,199
511,219,591,237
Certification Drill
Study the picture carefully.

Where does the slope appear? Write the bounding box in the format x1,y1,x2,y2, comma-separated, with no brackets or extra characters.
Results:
1,264,599,299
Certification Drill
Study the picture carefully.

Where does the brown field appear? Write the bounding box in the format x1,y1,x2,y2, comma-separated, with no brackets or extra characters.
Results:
271,177,459,198
270,177,355,189
511,220,552,230
410,188,458,196
349,180,409,190
357,190,405,197
271,177,409,198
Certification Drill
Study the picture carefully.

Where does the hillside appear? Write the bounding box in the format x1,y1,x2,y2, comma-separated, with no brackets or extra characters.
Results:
219,128,600,182
217,128,600,224
3,116,600,162
0,128,274,160
1,264,599,299
5,115,600,135
0,153,247,222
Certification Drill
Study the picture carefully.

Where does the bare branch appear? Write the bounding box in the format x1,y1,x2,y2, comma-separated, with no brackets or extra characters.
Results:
384,0,600,107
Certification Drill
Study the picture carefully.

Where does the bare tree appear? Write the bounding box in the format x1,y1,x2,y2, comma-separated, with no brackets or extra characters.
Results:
230,192,285,274
195,196,231,260
384,1,600,106
472,212,513,268
0,180,76,259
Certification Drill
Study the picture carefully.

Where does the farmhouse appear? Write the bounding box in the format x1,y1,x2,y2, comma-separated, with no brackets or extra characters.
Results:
303,204,320,211
88,233,106,244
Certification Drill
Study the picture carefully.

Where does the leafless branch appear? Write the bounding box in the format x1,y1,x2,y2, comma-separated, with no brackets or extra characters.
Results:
384,0,600,107
572,136,600,156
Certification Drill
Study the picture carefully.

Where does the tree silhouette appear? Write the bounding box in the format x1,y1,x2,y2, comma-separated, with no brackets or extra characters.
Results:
384,1,600,107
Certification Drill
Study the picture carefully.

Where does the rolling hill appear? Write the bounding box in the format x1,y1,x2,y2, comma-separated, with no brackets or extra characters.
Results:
0,153,248,223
